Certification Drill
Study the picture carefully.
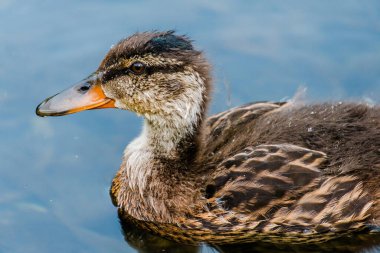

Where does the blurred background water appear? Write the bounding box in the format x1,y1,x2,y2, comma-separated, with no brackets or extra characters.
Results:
0,0,380,252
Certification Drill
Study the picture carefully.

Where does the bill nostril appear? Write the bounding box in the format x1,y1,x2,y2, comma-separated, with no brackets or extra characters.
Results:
78,83,91,93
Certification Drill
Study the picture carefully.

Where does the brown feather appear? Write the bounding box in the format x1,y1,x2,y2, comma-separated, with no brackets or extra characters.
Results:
95,32,380,244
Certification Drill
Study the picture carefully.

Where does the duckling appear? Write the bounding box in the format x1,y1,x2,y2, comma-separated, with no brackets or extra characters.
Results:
36,31,380,244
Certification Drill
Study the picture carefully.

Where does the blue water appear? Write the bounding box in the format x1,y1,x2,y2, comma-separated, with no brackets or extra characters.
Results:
1,1,380,252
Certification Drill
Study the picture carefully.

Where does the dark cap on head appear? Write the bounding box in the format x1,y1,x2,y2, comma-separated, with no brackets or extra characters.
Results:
99,31,195,69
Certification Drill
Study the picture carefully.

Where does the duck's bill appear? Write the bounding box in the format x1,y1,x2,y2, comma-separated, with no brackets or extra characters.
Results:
36,76,115,117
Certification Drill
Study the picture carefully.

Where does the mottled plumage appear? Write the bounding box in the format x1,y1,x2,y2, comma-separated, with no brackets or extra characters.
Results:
36,31,380,245
114,101,380,244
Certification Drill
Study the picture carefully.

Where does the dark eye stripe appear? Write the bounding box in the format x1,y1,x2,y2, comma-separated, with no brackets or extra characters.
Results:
147,65,186,74
102,68,129,83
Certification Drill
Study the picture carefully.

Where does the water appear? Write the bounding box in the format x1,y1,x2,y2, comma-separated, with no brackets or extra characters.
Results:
1,0,380,252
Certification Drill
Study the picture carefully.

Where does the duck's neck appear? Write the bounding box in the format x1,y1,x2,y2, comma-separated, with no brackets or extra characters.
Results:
124,112,203,189
145,114,201,160
117,105,207,222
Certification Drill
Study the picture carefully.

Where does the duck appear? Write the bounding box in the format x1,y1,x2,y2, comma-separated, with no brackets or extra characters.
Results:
36,31,380,244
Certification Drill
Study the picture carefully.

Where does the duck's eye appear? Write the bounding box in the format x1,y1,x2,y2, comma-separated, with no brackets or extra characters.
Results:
130,62,146,75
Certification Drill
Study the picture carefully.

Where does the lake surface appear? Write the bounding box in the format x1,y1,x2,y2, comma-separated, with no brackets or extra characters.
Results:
1,0,380,252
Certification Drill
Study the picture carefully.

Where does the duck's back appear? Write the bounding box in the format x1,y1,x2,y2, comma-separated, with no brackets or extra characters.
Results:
185,101,380,242
204,102,380,176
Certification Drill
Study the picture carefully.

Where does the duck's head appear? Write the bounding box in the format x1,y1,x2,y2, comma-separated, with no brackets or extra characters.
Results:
36,31,211,124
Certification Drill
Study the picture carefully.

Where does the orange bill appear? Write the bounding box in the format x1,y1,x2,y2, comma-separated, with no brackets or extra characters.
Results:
36,75,115,117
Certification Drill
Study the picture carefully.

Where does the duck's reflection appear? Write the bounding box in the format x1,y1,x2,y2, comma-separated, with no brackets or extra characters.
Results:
213,234,380,253
120,217,380,253
120,218,200,253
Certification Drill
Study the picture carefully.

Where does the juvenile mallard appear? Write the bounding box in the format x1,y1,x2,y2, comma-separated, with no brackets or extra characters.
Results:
36,31,380,244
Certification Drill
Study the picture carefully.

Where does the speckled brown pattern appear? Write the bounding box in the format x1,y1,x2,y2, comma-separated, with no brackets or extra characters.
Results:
43,31,380,244
113,104,380,244
101,32,380,244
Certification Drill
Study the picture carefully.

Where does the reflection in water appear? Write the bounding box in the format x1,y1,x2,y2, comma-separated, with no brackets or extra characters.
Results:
121,219,200,253
121,218,380,253
213,234,380,253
